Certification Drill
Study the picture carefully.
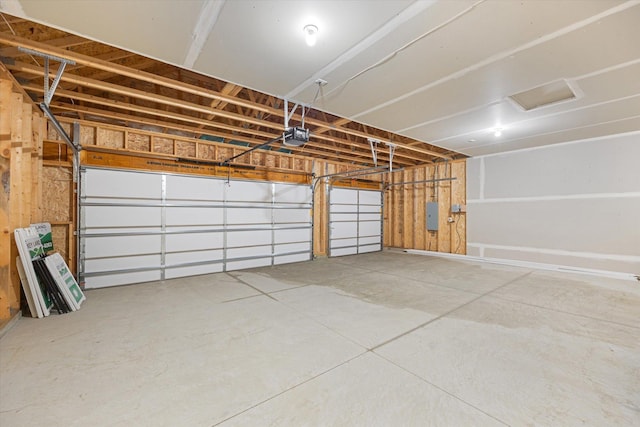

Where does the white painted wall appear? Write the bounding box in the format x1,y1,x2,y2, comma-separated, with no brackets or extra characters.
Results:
466,132,640,275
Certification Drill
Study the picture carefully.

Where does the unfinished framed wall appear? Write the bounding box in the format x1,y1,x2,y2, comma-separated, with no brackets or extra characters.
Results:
384,160,466,254
0,65,44,326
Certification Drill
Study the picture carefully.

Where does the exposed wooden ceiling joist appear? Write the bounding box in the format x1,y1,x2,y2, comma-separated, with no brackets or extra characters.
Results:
0,18,461,166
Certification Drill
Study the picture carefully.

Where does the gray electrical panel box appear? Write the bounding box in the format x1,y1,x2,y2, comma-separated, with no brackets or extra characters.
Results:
426,202,438,231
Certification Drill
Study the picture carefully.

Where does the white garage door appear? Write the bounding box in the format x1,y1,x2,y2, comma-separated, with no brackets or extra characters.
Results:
328,187,382,257
80,167,312,288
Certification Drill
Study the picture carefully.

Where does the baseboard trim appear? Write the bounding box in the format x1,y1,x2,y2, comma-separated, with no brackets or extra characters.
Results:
401,249,640,282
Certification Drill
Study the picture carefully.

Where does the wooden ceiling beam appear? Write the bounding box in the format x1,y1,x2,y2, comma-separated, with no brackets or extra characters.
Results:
15,48,139,82
0,34,88,57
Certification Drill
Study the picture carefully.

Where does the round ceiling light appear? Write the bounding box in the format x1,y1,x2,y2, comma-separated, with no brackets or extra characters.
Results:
304,24,318,47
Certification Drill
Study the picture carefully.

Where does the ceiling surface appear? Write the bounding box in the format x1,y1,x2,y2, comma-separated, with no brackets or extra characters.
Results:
1,0,639,160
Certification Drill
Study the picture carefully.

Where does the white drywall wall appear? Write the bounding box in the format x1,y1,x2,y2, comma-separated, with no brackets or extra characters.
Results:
466,132,640,275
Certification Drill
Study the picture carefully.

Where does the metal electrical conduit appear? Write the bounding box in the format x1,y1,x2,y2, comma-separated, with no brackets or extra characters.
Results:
311,166,395,193
383,176,457,190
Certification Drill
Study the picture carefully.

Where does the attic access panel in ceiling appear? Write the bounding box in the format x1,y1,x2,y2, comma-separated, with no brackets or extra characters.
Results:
508,79,580,112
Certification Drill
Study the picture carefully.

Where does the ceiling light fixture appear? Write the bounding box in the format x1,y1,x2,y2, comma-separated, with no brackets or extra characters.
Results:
493,128,503,137
303,24,318,47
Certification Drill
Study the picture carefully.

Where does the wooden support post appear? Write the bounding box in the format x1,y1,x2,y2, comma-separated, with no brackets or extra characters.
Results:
414,167,426,250
451,161,467,255
437,162,452,253
0,79,13,321
402,169,413,249
312,161,327,256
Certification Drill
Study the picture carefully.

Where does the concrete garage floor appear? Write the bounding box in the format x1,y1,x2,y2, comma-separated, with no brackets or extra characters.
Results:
1,251,639,426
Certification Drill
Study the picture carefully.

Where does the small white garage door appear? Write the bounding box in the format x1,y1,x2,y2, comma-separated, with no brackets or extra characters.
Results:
80,167,312,288
328,187,382,257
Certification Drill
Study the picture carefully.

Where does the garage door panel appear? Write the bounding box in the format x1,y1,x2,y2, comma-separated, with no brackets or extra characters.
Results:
84,235,161,258
226,181,271,202
85,254,161,273
274,242,311,255
165,249,223,265
331,213,357,222
83,169,162,199
226,258,272,270
359,213,381,221
330,237,358,249
165,175,224,200
165,233,224,252
359,221,381,237
330,188,356,204
227,245,271,259
166,207,223,226
274,228,311,244
86,271,162,289
273,208,310,224
274,184,311,203
359,244,382,253
359,205,381,214
84,206,161,227
274,253,310,265
331,247,358,257
358,190,382,205
164,264,224,279
331,222,358,239
330,203,358,213
226,207,271,225
358,236,381,245
227,230,272,247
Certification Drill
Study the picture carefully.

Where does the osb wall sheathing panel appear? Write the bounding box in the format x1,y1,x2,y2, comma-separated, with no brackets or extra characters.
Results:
97,128,124,149
127,132,150,152
175,140,196,158
51,225,70,264
47,120,71,141
384,160,466,255
80,126,95,146
152,136,174,154
42,166,72,222
198,144,215,160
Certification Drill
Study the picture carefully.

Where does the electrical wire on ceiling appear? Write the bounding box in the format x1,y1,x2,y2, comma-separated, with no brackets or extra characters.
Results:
321,0,487,101
301,79,326,126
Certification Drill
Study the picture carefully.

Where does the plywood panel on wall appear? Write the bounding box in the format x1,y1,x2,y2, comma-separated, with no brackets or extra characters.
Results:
42,164,74,269
384,160,466,255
